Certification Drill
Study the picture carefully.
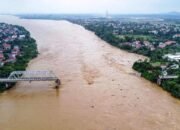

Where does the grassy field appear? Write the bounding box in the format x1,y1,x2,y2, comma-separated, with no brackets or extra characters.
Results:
151,62,161,67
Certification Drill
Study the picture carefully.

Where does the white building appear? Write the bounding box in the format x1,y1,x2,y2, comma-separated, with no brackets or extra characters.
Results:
19,35,26,40
163,53,180,61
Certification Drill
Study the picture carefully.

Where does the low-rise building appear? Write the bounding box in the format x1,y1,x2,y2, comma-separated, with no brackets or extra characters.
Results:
163,53,180,61
12,35,18,39
173,34,180,38
13,45,20,51
0,61,4,67
19,35,26,40
164,41,176,46
133,41,142,49
0,48,3,53
5,54,16,63
0,53,4,61
159,42,166,48
3,43,11,50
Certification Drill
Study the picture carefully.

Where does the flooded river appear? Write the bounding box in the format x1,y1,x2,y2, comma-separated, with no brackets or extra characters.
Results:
0,15,180,130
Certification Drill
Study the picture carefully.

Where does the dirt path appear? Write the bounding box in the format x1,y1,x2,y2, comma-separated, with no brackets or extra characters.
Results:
0,15,180,130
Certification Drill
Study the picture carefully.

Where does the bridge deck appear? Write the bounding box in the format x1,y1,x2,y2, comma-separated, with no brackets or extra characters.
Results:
0,78,58,82
0,71,59,83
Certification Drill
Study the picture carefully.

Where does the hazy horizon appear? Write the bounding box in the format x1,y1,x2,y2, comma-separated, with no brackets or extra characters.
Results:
0,0,179,15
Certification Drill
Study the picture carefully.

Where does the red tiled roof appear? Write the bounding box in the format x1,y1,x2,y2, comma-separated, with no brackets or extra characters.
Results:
3,43,11,48
0,53,4,59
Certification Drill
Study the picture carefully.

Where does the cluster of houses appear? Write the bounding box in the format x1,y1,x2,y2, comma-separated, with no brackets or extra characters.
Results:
121,41,156,51
98,20,180,37
160,52,180,77
78,19,180,52
173,34,180,38
0,43,21,67
0,23,26,67
121,40,178,51
158,41,176,48
109,22,180,51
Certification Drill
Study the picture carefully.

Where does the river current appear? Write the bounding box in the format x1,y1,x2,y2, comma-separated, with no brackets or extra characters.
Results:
0,15,180,130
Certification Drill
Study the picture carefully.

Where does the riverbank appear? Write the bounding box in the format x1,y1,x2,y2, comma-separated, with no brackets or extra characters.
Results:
66,18,180,99
84,25,180,99
0,15,180,130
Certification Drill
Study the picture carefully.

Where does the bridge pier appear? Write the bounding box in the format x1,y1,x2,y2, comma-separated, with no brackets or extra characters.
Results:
55,79,61,89
5,83,9,89
157,78,162,85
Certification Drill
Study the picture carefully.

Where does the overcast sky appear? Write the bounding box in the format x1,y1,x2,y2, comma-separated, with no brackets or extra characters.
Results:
0,0,179,14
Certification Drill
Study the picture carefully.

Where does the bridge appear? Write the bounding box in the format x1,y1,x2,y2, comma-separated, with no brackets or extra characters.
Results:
0,71,61,88
157,75,178,85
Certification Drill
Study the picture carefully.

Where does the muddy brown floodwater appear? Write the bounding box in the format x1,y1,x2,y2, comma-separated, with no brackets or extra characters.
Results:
0,15,180,130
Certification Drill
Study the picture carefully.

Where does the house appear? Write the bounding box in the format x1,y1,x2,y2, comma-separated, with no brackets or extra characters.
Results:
0,48,3,53
0,53,4,61
3,38,10,42
143,41,155,50
149,30,158,35
164,41,176,46
13,45,20,51
133,41,142,49
3,43,11,50
11,46,20,56
5,54,16,63
173,34,180,38
144,41,151,47
11,51,18,57
159,43,166,48
159,42,166,48
158,41,176,49
12,35,18,39
0,61,4,67
8,53,16,59
19,35,26,40
11,50,19,56
150,46,155,51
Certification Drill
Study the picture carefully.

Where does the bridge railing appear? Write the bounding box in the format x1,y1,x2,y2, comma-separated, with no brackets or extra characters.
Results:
0,70,61,88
